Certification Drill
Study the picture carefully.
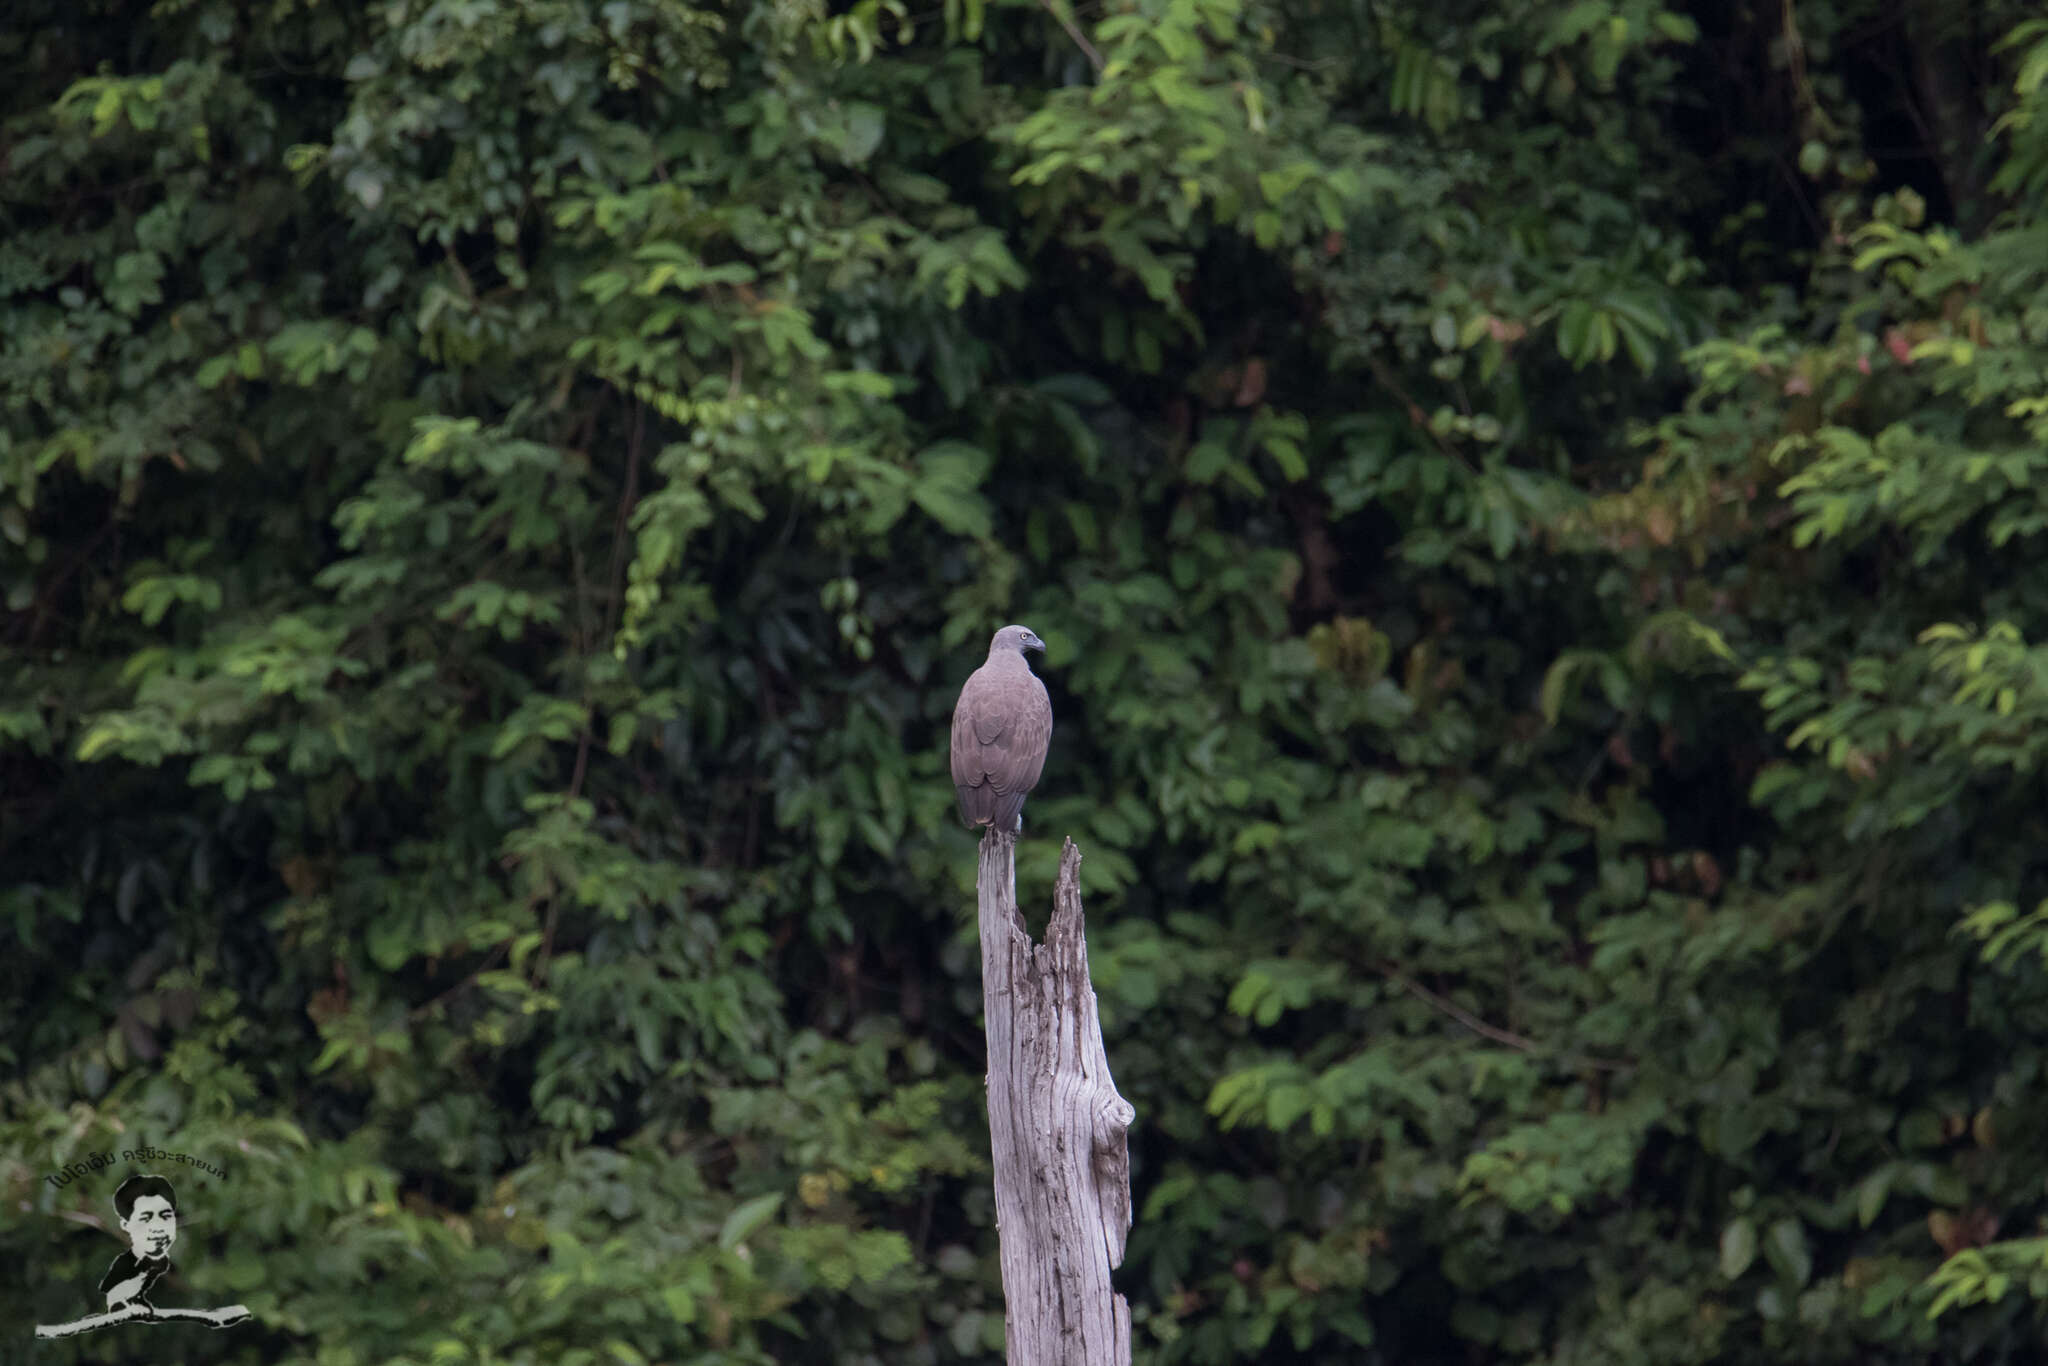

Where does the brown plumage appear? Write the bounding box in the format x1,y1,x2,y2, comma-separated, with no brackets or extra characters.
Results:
950,625,1053,833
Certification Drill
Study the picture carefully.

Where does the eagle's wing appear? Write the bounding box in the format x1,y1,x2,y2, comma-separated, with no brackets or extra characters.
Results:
951,667,1053,828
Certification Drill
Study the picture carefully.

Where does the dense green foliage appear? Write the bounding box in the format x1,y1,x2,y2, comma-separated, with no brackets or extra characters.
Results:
9,0,2048,1360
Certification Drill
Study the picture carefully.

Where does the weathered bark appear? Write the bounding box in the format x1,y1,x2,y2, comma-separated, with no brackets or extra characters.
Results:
977,832,1135,1366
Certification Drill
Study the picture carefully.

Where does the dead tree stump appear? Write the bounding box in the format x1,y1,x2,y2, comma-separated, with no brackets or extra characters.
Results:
977,832,1135,1366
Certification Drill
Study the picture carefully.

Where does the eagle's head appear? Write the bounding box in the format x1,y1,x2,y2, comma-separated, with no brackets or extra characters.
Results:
991,624,1046,657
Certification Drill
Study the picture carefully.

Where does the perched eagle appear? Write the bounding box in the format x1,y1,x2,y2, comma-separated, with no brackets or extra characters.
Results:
950,625,1053,833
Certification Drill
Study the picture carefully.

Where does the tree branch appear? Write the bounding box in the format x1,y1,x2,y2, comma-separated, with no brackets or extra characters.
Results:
1041,0,1103,73
1380,964,1633,1071
978,833,1134,1365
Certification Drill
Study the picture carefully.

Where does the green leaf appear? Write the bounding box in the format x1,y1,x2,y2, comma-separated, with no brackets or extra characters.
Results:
910,441,994,538
1855,1165,1894,1227
1720,1217,1757,1279
842,103,886,164
721,1192,785,1249
1187,440,1229,484
1763,1218,1811,1288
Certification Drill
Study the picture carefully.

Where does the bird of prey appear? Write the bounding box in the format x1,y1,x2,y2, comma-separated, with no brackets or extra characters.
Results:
950,625,1053,833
